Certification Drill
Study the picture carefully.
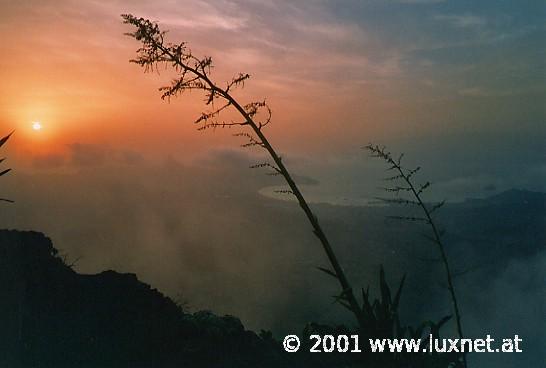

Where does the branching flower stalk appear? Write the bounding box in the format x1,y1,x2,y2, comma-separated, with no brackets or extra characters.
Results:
122,15,365,327
364,144,466,367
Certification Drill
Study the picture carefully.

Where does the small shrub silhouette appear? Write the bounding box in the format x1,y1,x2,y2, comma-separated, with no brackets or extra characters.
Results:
359,266,461,367
301,266,461,367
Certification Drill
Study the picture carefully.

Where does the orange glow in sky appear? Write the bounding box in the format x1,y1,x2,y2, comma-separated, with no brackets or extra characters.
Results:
0,0,543,169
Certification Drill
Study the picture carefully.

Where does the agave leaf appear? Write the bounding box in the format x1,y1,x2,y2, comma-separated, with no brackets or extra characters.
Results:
361,287,374,317
392,274,406,312
379,265,392,309
372,299,382,321
436,315,452,329
331,291,353,312
0,131,13,148
424,315,452,339
331,297,352,311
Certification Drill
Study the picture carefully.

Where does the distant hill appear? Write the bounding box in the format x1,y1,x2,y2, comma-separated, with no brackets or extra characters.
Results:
441,189,545,260
466,188,546,206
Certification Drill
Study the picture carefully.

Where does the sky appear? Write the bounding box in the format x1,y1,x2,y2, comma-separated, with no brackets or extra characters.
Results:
0,2,544,365
0,0,544,180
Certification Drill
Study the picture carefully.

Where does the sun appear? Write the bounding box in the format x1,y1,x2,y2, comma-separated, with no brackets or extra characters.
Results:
32,121,42,131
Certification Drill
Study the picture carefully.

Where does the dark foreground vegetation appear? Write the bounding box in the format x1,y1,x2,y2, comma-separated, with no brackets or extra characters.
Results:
0,230,283,368
1,229,467,368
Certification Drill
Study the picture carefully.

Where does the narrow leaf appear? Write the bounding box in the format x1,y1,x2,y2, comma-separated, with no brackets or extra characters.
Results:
0,168,11,177
316,266,338,279
0,131,14,148
392,274,406,312
379,265,392,308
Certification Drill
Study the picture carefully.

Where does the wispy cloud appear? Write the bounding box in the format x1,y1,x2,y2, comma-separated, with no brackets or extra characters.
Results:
458,85,544,98
433,14,487,29
160,14,248,31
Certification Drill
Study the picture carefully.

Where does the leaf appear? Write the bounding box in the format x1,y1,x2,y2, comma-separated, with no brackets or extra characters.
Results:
0,131,14,148
331,297,352,311
331,289,353,311
316,266,338,279
379,265,392,310
436,315,452,329
361,287,374,317
0,168,11,177
392,274,406,312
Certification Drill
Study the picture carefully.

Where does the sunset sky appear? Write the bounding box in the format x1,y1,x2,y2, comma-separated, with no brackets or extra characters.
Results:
0,0,545,236
0,2,544,357
1,0,543,167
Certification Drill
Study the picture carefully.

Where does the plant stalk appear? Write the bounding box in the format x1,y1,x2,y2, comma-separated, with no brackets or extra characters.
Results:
389,158,467,368
156,43,365,327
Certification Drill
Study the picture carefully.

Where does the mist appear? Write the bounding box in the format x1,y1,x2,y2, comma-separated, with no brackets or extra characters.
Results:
1,144,543,368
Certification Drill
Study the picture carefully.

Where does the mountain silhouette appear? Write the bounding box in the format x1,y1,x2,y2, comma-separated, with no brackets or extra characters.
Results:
0,230,298,368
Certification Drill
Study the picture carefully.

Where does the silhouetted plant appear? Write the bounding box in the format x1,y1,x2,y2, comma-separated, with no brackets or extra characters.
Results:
0,131,14,203
359,266,461,367
364,144,466,367
360,266,406,339
122,14,365,327
302,266,461,367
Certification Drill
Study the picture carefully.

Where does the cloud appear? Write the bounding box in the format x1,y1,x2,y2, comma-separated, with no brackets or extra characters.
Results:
158,12,248,31
68,143,107,166
32,154,66,169
433,14,487,29
457,87,496,97
464,251,546,368
119,149,145,165
292,21,363,42
457,85,543,98
483,183,496,192
430,166,546,202
26,144,146,169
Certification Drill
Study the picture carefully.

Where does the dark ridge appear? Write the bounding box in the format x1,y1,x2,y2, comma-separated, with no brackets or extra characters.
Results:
0,231,467,368
0,230,296,368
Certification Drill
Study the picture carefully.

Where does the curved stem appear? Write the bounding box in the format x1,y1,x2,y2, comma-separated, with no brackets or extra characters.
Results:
394,165,467,368
157,44,365,327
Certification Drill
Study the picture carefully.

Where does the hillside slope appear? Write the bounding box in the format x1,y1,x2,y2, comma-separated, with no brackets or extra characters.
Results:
0,230,291,368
